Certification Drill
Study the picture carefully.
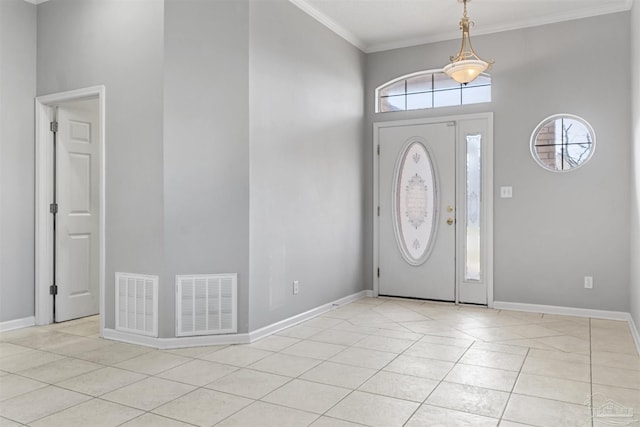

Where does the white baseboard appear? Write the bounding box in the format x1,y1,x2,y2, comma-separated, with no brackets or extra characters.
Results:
495,301,640,355
0,316,35,332
629,315,640,355
102,328,251,349
248,290,370,342
494,301,630,321
103,289,370,349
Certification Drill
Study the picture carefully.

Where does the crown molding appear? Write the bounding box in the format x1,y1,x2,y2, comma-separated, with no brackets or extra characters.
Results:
367,1,631,53
288,0,366,52
23,0,633,53
292,0,632,54
366,31,464,54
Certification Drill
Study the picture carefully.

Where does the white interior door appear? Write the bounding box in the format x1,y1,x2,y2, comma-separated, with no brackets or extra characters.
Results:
55,99,100,322
378,122,456,301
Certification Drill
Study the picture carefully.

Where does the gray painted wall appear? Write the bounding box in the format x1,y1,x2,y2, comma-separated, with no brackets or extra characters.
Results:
365,13,631,311
0,0,36,322
37,0,165,329
164,0,250,334
3,0,636,336
32,0,364,335
630,1,640,333
248,0,366,330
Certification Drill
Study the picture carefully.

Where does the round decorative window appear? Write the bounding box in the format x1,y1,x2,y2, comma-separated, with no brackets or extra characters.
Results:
530,114,596,172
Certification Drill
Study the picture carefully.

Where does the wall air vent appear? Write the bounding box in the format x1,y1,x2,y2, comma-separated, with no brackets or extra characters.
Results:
115,272,158,337
176,273,237,337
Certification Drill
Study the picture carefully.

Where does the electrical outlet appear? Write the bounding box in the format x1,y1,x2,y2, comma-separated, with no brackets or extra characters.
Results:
584,276,593,289
293,280,299,295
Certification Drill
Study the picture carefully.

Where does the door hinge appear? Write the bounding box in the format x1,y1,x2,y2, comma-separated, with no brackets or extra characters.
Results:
50,121,58,133
377,145,380,155
49,284,58,295
377,268,380,278
49,203,58,215
377,206,380,216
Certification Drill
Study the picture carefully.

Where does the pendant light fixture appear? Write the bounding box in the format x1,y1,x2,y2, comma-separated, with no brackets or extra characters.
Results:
443,0,494,85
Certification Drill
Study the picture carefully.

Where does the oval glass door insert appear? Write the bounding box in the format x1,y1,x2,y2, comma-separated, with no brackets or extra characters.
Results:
393,140,438,265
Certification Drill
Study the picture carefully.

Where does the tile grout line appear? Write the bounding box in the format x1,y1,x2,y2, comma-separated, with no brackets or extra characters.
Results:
400,339,479,426
8,389,95,425
323,300,438,425
267,302,430,425
205,389,268,427
497,346,531,425
0,331,160,383
239,333,367,425
306,325,405,425
114,410,200,427
25,345,237,425
226,305,387,425
4,301,639,426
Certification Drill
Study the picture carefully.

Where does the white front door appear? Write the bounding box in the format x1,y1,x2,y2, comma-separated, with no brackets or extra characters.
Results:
378,122,456,301
55,99,100,322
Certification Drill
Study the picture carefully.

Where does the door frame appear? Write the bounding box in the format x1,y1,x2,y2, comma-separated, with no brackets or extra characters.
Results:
35,86,106,334
372,112,494,307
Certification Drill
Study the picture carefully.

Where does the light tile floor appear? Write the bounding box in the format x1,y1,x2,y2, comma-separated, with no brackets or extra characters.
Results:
1,297,639,426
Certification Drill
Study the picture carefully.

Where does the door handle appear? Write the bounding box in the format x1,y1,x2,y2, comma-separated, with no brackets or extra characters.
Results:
447,218,454,225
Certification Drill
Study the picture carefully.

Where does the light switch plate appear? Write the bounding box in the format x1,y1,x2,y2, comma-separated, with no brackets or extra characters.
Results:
500,186,513,198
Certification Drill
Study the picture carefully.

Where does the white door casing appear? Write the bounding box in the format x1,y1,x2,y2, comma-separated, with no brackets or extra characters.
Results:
55,99,100,322
373,113,494,306
378,122,456,301
35,86,105,332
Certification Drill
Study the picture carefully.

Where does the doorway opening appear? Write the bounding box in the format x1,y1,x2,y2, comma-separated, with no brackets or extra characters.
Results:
372,113,494,306
35,86,106,335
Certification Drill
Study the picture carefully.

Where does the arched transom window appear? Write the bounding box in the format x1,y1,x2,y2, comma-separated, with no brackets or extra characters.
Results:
375,70,491,113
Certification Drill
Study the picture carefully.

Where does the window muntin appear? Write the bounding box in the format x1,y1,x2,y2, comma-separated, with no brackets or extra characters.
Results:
376,71,491,113
530,114,595,172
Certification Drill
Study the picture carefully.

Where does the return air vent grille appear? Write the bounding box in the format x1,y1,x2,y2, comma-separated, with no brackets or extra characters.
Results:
176,274,237,337
115,272,158,337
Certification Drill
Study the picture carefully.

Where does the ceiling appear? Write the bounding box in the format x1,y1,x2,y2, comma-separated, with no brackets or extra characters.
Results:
290,0,632,52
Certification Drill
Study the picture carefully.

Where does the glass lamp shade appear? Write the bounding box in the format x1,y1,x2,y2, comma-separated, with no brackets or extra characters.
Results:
443,59,488,84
